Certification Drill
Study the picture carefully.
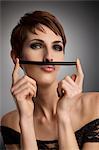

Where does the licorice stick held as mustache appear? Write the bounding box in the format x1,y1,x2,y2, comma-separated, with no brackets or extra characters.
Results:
19,60,76,66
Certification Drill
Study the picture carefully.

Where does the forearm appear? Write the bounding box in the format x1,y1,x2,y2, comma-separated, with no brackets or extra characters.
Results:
19,117,38,150
57,116,79,150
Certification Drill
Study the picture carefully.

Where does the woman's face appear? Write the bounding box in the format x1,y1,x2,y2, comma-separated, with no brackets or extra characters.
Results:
22,24,64,86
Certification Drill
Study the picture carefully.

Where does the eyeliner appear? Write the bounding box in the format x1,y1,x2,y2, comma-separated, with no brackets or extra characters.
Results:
19,60,76,65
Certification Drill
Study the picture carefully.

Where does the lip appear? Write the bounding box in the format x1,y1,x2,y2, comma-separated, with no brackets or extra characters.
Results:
40,65,55,72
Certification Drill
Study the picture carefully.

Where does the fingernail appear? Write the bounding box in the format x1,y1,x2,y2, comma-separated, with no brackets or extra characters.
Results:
16,58,20,66
77,58,80,63
76,58,80,68
15,58,18,63
66,75,69,79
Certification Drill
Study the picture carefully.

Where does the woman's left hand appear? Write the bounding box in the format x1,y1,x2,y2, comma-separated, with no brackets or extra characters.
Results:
57,58,84,118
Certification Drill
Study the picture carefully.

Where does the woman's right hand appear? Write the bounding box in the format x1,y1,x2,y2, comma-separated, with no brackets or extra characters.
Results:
11,58,37,118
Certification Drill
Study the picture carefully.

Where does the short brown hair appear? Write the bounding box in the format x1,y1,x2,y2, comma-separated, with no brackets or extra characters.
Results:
11,10,66,57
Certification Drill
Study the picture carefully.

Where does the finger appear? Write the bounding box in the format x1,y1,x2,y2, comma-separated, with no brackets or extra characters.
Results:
21,87,35,99
12,83,37,97
13,87,36,97
12,58,20,85
71,74,77,82
64,76,75,86
12,75,37,92
75,58,84,87
64,76,82,94
57,81,64,98
15,87,35,101
57,80,71,97
76,58,84,77
59,80,76,98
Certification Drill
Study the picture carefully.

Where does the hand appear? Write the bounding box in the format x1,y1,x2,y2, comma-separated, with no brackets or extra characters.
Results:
57,58,84,117
11,58,37,118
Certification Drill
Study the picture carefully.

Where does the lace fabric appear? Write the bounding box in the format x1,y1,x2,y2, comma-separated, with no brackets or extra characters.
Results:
83,119,99,142
75,119,99,148
1,119,99,150
37,140,59,150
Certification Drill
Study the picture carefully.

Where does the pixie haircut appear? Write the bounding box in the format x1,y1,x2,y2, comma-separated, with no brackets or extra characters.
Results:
11,10,66,57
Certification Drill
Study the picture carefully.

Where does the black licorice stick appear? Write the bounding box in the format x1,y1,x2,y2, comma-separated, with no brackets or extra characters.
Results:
19,60,76,65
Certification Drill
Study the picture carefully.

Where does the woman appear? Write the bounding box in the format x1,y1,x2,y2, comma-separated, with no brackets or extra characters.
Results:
1,11,99,150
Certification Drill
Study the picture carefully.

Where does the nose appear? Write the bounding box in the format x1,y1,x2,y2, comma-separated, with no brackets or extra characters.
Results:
43,48,53,62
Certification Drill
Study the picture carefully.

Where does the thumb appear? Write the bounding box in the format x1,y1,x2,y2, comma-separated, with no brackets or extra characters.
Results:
12,58,20,85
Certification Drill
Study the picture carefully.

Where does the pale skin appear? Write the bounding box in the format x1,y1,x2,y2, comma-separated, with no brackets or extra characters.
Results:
1,25,99,150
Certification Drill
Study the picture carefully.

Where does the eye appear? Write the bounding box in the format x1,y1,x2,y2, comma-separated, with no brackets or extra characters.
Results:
53,44,63,51
30,43,42,49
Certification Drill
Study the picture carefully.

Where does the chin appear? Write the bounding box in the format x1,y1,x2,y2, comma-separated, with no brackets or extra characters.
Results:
36,75,57,87
40,79,56,87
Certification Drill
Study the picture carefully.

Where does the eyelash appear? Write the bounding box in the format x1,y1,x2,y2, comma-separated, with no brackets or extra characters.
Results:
30,43,42,49
53,45,63,51
30,43,63,51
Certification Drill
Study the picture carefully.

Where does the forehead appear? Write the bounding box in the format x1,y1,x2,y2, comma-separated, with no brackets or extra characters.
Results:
26,24,63,43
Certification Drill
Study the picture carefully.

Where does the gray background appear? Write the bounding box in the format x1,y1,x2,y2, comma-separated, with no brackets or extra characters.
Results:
0,1,99,117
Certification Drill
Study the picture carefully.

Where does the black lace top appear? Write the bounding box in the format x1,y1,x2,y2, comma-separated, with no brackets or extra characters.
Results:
1,119,99,150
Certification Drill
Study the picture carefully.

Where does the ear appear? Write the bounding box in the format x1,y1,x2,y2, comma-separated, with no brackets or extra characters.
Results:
10,49,17,64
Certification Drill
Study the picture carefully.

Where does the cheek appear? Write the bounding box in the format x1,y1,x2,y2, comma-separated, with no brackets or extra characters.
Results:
22,48,64,61
22,51,42,61
55,55,64,62
55,52,64,60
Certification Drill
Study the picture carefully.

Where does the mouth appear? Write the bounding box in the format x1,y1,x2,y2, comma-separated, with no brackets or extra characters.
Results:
40,65,55,72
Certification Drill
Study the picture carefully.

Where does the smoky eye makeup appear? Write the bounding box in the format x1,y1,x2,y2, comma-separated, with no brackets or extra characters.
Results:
30,42,43,49
28,39,63,51
52,44,63,51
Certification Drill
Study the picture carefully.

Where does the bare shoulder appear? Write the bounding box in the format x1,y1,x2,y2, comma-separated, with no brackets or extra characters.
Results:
1,109,20,132
81,92,99,119
82,92,99,106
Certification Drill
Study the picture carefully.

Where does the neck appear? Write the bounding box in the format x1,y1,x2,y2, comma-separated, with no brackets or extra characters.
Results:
33,80,59,120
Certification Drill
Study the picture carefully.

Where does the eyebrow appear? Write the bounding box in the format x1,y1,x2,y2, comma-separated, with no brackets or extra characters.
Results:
53,40,63,44
27,39,63,44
